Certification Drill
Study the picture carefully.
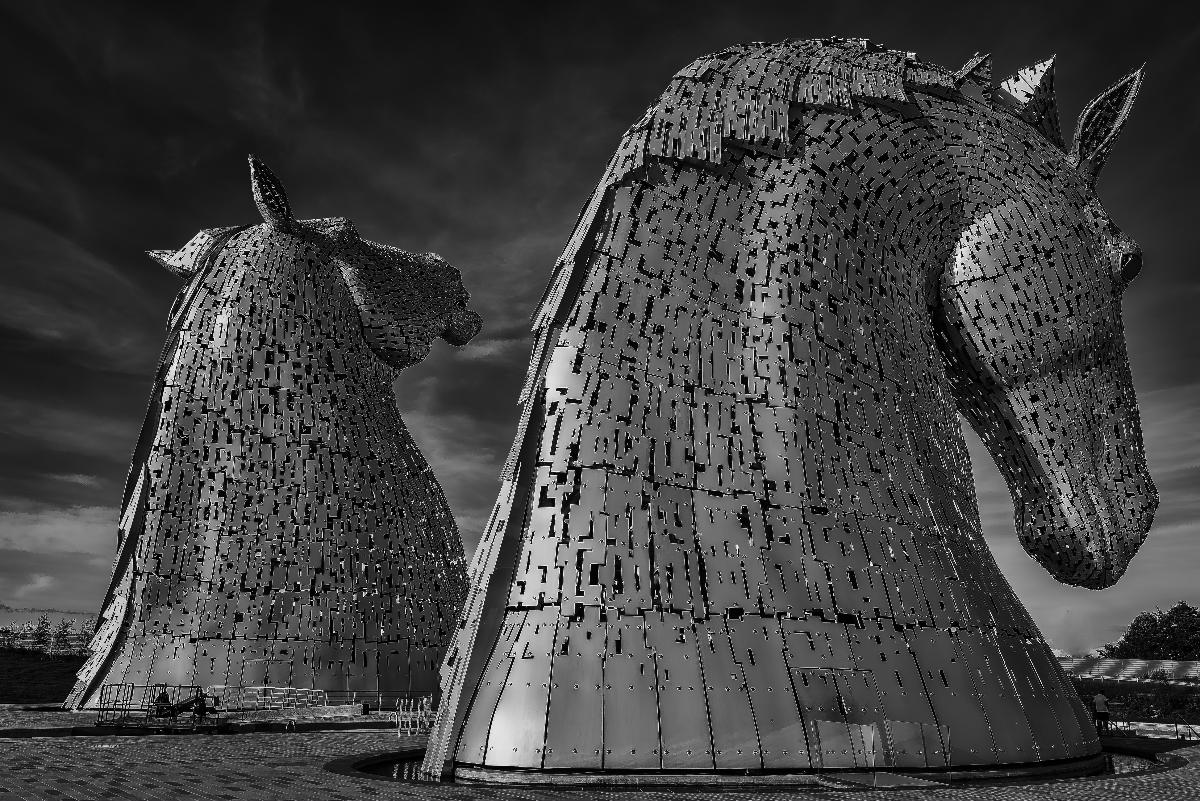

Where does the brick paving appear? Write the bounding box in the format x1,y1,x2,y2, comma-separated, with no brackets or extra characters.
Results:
0,706,92,731
0,727,1196,800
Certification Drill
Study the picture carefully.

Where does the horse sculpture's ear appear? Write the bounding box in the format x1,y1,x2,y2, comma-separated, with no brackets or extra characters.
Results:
1071,66,1145,183
248,154,297,232
954,52,993,94
995,57,1064,150
146,227,242,279
148,249,191,277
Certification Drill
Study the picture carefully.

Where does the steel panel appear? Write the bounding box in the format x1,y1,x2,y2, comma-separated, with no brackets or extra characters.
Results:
483,610,557,768
647,617,715,770
542,616,605,769
603,619,661,769
696,620,761,769
729,618,812,769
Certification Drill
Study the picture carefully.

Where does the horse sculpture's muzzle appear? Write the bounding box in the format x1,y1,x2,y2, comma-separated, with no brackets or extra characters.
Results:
1017,441,1157,590
441,305,483,346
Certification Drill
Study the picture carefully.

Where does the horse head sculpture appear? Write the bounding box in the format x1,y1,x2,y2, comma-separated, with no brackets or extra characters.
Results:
425,39,1156,781
67,157,477,709
151,156,482,366
939,61,1156,589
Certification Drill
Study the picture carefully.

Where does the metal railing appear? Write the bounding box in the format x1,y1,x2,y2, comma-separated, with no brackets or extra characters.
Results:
95,683,222,728
208,685,328,712
395,694,436,735
1164,717,1200,741
324,689,436,712
1085,699,1200,742
1060,656,1200,684
93,683,440,728
1109,714,1200,741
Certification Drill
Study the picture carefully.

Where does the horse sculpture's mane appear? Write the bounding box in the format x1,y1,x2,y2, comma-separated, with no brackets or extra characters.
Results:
510,40,957,498
536,38,943,330
517,38,954,481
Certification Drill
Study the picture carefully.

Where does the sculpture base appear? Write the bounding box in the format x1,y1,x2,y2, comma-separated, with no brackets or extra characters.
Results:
453,751,1108,786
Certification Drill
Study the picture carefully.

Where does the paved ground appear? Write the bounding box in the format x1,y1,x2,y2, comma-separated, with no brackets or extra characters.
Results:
0,728,1196,801
0,704,383,737
0,706,93,730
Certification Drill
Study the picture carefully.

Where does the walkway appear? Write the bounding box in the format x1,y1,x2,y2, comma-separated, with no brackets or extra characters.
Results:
0,728,1198,800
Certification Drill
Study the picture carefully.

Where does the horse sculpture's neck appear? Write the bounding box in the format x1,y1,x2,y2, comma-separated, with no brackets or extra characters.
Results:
550,103,978,533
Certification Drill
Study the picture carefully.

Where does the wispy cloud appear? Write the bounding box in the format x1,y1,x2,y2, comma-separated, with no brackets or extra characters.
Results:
0,502,117,611
43,474,101,488
0,548,111,611
0,505,116,556
12,573,56,600
0,211,162,373
0,151,87,227
456,338,527,361
0,397,137,459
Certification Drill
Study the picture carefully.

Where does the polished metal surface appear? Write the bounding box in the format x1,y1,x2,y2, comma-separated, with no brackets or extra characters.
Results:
425,38,1155,780
66,157,477,709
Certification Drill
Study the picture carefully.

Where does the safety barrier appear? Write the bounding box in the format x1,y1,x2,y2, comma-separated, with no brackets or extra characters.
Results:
207,685,328,712
1060,656,1200,683
94,683,221,728
395,694,435,735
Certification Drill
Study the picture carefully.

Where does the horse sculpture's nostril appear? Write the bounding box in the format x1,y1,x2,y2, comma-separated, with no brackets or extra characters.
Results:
1120,251,1142,284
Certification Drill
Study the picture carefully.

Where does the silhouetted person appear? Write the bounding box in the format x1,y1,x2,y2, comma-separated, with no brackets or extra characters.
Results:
153,691,171,718
193,691,209,723
1092,691,1110,734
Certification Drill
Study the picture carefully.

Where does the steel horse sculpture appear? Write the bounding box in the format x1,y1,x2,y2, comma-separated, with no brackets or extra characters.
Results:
67,157,479,709
425,38,1155,781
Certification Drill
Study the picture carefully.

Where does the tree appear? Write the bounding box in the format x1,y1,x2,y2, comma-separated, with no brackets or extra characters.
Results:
1101,601,1200,661
52,619,73,654
32,614,52,652
0,624,15,649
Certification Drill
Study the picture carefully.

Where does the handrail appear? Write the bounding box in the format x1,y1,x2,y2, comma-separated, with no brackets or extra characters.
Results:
1163,714,1200,741
207,685,329,712
1106,710,1200,741
94,683,221,728
395,694,436,736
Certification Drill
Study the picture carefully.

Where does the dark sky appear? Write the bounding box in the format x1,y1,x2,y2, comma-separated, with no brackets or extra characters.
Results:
1,1,1196,653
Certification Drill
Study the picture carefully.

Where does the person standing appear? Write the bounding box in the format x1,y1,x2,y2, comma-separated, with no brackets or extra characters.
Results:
1092,691,1110,734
